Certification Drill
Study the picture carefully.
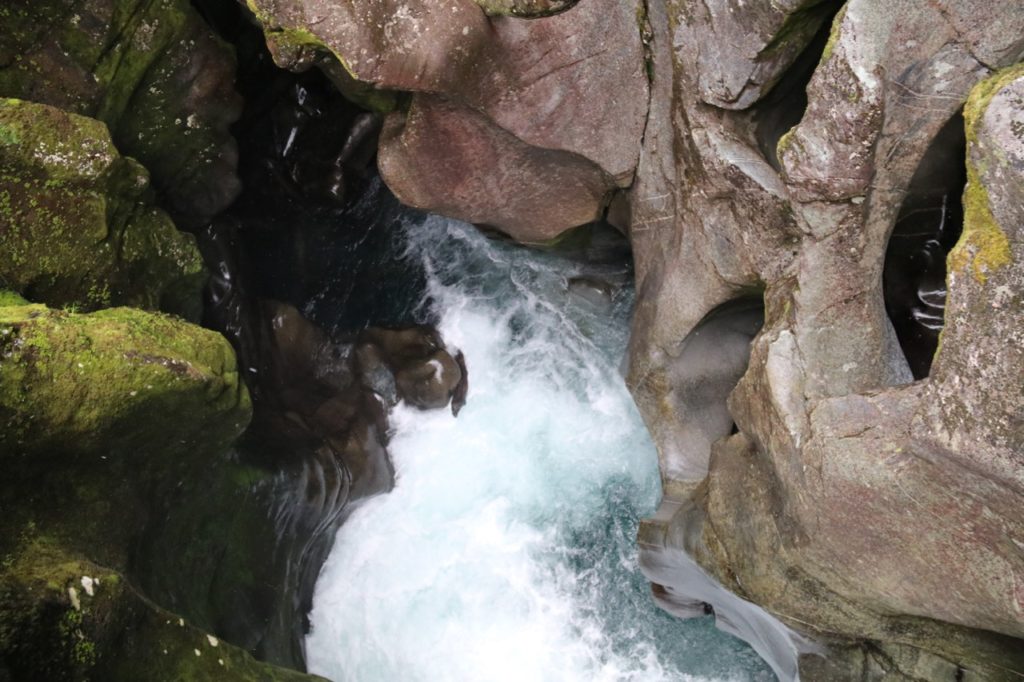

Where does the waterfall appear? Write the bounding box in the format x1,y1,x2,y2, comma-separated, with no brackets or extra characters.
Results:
305,215,772,681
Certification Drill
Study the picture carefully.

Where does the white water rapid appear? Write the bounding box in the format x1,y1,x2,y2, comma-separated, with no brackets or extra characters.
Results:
305,215,773,682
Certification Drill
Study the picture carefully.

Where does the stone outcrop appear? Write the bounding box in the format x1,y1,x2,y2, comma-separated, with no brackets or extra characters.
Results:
0,0,243,228
629,0,1024,678
377,95,612,243
0,300,312,680
244,0,648,241
0,99,205,318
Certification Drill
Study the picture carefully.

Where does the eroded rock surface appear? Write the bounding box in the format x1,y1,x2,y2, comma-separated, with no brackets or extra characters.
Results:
630,0,1024,678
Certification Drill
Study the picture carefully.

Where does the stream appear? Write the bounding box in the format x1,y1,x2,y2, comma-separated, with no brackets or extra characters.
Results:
304,214,773,682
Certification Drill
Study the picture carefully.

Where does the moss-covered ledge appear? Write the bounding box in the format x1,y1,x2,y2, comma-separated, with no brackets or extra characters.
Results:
0,302,249,465
0,300,288,680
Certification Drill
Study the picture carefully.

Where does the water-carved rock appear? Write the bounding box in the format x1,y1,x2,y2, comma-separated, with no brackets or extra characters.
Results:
630,0,1024,677
244,0,648,241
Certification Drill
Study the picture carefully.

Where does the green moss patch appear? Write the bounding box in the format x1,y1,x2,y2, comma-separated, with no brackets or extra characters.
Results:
947,66,1020,283
0,99,204,315
0,302,249,461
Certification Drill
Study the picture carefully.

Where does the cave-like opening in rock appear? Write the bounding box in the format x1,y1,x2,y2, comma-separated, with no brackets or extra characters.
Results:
752,2,844,170
883,111,966,380
666,297,765,482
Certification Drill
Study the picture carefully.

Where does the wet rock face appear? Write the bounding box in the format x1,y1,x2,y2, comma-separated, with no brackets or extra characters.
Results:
244,0,648,242
628,0,1024,677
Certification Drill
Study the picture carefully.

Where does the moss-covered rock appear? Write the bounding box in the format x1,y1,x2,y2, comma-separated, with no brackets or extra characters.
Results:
0,0,242,228
0,301,249,463
0,300,269,680
0,538,324,681
0,99,204,316
472,0,579,17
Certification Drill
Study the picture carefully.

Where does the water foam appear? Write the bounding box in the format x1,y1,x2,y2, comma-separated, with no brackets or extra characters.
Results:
305,217,771,682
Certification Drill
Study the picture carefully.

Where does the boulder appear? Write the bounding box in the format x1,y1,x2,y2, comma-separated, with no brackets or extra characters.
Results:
245,0,648,241
0,0,242,228
358,326,465,410
378,95,610,242
0,99,205,317
0,301,249,472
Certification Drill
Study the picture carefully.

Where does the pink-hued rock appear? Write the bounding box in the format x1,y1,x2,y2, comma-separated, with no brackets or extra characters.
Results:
246,0,647,237
378,94,610,242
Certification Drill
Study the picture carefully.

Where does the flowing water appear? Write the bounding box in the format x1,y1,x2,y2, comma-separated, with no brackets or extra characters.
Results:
305,215,773,682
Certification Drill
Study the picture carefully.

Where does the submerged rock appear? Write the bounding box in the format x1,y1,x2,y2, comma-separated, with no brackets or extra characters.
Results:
359,326,465,411
0,100,205,317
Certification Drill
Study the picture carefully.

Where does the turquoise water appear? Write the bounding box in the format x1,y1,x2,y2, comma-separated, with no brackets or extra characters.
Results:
305,216,772,682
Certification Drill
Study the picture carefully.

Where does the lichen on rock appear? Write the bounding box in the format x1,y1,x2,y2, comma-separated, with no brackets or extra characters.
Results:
0,99,205,317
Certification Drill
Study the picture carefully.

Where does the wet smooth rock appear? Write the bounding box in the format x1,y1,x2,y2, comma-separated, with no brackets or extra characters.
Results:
245,0,648,241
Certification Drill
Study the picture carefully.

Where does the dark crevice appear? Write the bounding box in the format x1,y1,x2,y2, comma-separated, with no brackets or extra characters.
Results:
751,2,843,170
139,1,452,673
883,111,966,380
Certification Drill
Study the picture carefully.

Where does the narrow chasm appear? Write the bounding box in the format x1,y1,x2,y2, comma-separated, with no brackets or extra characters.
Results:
137,0,460,671
883,111,966,379
303,215,773,682
752,2,844,170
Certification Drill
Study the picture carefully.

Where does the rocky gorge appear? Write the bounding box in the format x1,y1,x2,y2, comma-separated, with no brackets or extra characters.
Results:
0,0,1022,680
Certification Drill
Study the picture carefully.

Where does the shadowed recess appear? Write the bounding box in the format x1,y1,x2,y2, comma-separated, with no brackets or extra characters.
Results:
883,111,966,380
